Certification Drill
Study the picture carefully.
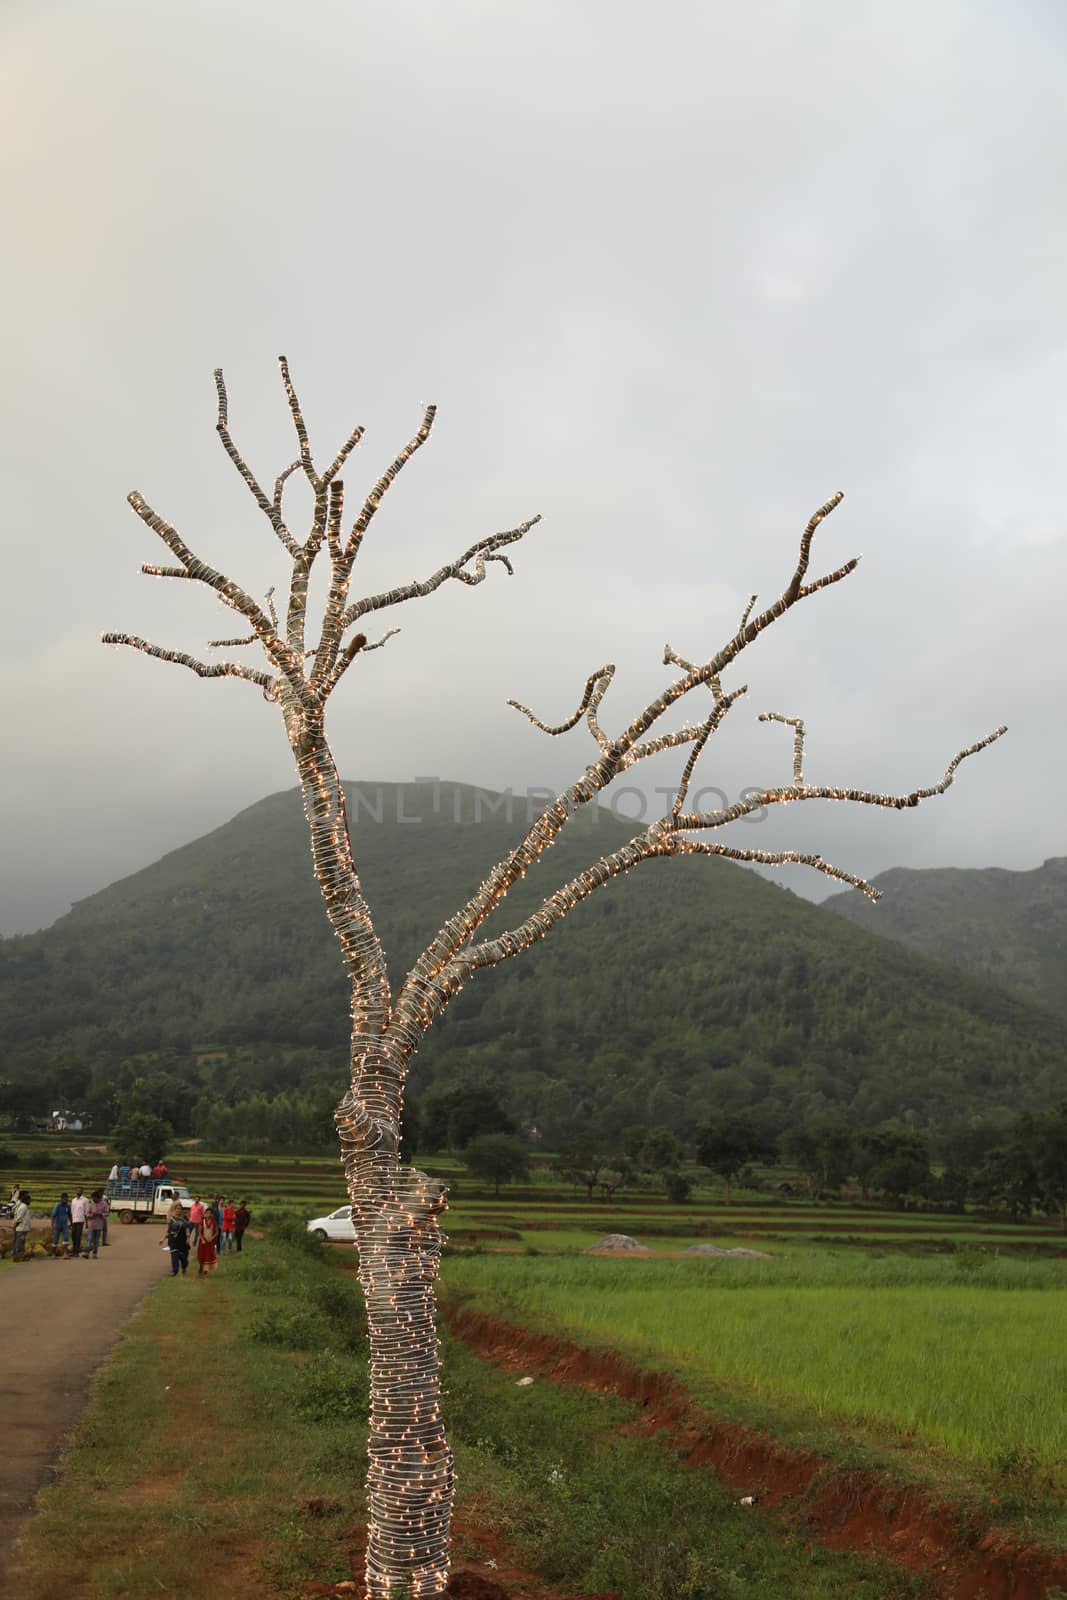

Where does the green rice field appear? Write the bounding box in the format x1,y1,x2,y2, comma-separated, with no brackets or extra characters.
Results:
444,1250,1067,1480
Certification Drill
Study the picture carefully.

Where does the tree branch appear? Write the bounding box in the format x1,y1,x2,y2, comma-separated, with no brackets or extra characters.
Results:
667,837,878,897
672,684,748,815
101,633,275,696
364,627,401,653
393,495,862,1019
339,516,541,632
274,458,302,513
278,355,320,493
620,721,705,769
673,725,1009,831
214,368,301,556
787,492,843,601
324,423,365,488
758,711,805,786
508,664,615,751
797,557,860,598
310,481,355,691
126,491,313,705
319,627,400,701
426,718,1006,1007
442,825,884,995
345,405,436,560
210,587,278,648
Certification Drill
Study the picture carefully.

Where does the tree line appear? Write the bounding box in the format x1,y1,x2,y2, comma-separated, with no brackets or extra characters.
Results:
6,1063,1066,1224
454,1091,1067,1223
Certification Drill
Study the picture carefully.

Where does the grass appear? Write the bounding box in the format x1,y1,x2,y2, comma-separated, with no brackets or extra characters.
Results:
443,1250,1067,1519
13,1221,931,1600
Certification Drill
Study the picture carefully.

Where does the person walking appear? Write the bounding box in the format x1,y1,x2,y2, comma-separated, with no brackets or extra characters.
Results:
164,1201,190,1277
220,1199,236,1254
12,1190,31,1260
188,1196,204,1246
100,1190,111,1247
51,1193,73,1256
234,1200,251,1252
197,1207,219,1275
85,1190,108,1258
70,1188,88,1258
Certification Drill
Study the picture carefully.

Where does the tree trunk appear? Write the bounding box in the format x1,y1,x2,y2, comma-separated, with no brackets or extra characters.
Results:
287,716,456,1595
354,1161,453,1598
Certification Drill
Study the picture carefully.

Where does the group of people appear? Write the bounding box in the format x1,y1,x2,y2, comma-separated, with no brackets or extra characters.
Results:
107,1158,169,1194
7,1186,110,1260
163,1195,251,1277
7,1182,251,1269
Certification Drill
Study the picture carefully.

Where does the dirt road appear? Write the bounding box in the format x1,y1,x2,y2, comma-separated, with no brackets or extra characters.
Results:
0,1221,168,1585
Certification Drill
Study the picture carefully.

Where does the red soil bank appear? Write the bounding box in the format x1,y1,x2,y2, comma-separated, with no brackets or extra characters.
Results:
446,1303,1067,1600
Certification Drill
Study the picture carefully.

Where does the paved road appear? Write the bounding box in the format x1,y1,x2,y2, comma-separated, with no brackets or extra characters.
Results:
0,1221,167,1585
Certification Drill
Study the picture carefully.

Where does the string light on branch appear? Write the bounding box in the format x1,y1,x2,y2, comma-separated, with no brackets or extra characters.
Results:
758,711,806,786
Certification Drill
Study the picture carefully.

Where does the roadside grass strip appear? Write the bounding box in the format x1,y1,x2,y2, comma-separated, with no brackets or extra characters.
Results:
11,1225,371,1600
444,1252,1067,1531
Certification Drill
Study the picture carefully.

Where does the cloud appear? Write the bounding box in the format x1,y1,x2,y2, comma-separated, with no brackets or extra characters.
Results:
2,0,1065,932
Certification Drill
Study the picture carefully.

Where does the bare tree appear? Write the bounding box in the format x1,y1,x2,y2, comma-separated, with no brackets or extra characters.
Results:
104,360,1005,1597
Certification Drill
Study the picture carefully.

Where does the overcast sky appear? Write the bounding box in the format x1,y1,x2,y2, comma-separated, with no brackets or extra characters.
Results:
2,0,1065,936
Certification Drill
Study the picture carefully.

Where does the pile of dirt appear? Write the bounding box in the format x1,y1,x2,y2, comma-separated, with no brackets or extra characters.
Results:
445,1302,1067,1600
684,1244,771,1258
584,1233,648,1253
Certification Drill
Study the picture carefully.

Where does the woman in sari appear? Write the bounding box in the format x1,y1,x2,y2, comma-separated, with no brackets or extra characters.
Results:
197,1204,219,1275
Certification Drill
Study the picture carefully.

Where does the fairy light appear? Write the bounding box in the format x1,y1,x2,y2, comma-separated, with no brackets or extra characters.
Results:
103,367,1007,1598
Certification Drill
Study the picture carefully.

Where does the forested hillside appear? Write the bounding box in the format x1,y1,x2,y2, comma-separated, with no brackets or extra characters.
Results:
1,783,1065,1140
824,858,1067,1019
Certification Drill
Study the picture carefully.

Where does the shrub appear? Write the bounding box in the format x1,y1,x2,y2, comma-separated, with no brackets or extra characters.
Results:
296,1350,368,1421
312,1276,368,1348
268,1215,324,1255
953,1243,990,1277
663,1170,691,1204
250,1305,328,1350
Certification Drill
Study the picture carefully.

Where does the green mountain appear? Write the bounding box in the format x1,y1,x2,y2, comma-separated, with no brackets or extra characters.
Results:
823,858,1067,1020
2,783,1065,1138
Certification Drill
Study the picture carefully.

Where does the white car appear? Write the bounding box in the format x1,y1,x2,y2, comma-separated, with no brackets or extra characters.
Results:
307,1205,356,1242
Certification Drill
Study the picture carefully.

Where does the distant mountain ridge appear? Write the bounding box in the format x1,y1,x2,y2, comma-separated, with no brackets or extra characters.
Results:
823,857,1067,1019
1,783,1065,1137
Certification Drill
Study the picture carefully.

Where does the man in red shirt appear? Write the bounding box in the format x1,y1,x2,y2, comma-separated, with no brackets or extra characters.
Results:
188,1196,205,1246
220,1199,237,1254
